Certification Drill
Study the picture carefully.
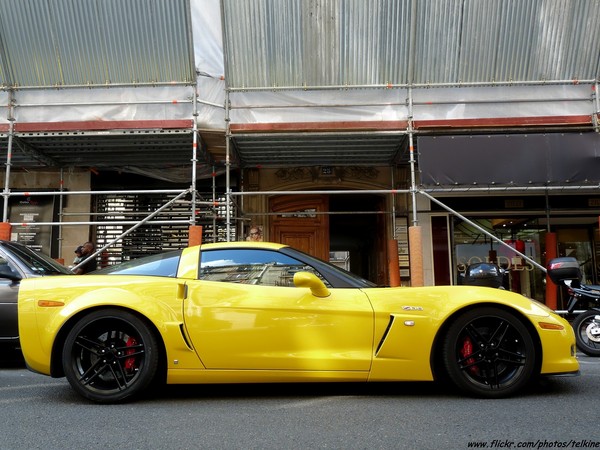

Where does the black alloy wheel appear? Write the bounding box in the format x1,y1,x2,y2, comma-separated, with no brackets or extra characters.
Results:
62,309,159,403
572,309,600,356
442,306,537,398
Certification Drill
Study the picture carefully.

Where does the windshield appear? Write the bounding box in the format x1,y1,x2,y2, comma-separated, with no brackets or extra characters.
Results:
95,250,182,277
1,241,72,275
280,246,378,288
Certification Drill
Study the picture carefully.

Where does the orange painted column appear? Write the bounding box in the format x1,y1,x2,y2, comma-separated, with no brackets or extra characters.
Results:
387,239,401,287
188,225,203,247
544,232,558,310
409,226,424,287
0,222,10,241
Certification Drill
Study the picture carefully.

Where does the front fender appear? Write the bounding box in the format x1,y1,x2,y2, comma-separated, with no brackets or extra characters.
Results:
365,286,564,381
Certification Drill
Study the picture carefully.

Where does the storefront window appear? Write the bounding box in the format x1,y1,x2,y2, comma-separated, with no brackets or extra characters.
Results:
453,218,545,301
451,217,598,306
557,229,594,285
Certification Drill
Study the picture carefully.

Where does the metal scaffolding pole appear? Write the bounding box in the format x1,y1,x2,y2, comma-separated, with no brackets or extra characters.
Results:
212,165,217,242
595,82,600,133
58,168,65,259
229,189,411,196
14,81,192,91
5,189,187,196
2,91,14,223
421,185,600,193
225,90,232,241
407,88,418,227
419,190,546,273
390,166,397,237
228,94,592,112
16,220,191,226
191,86,198,225
226,79,598,93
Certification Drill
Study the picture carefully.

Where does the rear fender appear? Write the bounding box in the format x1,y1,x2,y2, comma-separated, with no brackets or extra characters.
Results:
44,286,203,377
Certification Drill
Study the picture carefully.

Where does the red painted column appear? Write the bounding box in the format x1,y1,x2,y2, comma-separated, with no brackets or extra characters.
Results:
409,226,424,287
188,225,203,247
387,239,401,287
0,222,10,241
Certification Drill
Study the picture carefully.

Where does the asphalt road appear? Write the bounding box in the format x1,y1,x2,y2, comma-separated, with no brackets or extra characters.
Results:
1,352,599,450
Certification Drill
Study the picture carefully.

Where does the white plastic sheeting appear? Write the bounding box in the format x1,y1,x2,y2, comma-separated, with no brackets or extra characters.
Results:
191,0,226,130
13,87,194,123
227,84,595,125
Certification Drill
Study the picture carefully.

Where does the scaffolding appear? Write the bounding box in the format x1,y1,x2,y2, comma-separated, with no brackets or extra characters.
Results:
1,1,599,289
1,77,599,275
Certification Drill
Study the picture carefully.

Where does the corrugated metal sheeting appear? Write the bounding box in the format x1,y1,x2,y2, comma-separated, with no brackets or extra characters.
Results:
0,1,599,173
1,0,597,91
0,0,196,87
222,0,600,89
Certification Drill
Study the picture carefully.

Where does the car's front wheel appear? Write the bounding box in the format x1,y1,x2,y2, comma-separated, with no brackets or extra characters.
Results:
442,306,537,398
62,309,159,403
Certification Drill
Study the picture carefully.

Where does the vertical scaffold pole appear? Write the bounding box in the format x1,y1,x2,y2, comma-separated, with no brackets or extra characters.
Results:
2,91,14,223
594,82,600,133
407,87,424,286
225,90,232,241
192,85,198,225
188,85,203,247
212,165,217,242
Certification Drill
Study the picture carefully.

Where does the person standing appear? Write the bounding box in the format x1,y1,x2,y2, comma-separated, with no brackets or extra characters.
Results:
74,241,98,274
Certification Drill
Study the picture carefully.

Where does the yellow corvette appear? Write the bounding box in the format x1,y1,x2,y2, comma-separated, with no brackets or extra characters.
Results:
18,242,578,403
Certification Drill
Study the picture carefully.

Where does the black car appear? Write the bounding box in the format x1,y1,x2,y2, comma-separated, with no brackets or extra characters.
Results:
0,241,72,352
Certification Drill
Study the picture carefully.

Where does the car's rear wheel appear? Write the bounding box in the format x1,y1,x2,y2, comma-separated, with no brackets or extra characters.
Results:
62,309,159,403
442,306,537,398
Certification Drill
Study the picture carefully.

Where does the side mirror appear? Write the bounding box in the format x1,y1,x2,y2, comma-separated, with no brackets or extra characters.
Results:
293,271,331,298
0,264,22,282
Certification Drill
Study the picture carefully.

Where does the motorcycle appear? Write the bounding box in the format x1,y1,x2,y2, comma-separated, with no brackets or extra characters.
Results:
460,262,506,289
547,257,600,356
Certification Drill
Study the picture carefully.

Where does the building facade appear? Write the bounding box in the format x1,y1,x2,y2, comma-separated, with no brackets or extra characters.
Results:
0,1,599,308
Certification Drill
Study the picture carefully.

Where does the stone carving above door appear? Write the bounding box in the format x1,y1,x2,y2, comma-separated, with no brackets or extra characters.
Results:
275,166,379,183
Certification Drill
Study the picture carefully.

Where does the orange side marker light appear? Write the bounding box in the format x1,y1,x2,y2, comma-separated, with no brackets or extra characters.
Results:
38,300,65,307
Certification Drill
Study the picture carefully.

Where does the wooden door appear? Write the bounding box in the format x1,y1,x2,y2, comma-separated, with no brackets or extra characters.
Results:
270,195,329,261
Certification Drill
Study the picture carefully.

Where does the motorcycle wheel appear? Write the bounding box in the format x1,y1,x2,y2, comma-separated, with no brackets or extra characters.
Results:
572,309,600,357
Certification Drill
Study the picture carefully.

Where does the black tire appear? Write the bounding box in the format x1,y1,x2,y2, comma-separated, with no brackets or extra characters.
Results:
62,309,159,403
442,307,537,398
572,309,600,356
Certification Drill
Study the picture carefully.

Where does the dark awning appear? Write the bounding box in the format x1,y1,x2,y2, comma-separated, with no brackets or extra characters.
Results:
418,133,600,187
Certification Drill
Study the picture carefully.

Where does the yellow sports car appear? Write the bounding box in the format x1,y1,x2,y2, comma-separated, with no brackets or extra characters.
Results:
18,242,578,403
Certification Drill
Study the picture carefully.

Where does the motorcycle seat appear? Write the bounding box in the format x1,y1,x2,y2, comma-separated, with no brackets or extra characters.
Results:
579,284,600,294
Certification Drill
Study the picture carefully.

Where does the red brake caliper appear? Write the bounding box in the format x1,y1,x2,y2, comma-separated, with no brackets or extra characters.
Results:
460,337,479,375
124,336,138,372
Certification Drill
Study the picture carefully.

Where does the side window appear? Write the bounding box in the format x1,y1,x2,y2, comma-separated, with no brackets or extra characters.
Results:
0,256,20,279
199,249,330,287
96,250,181,277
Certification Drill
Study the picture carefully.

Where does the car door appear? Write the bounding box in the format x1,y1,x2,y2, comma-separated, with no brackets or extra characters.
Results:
0,254,22,340
183,248,374,372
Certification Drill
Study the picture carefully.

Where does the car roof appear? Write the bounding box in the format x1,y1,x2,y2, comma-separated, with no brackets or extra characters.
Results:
199,241,288,251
